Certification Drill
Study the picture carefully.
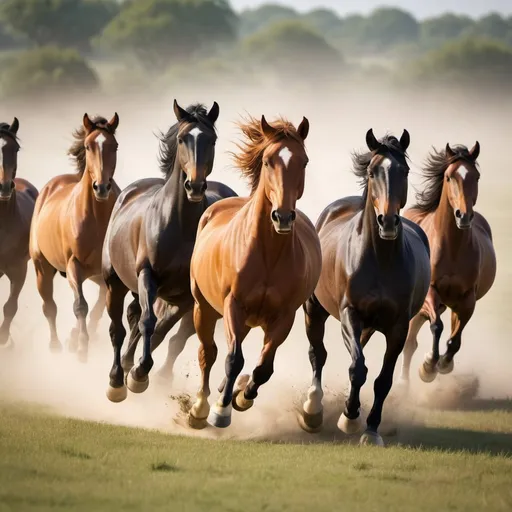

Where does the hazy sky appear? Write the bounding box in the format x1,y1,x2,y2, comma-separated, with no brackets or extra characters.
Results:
231,0,512,19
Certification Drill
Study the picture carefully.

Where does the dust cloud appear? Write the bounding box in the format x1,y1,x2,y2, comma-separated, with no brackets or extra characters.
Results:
0,80,511,442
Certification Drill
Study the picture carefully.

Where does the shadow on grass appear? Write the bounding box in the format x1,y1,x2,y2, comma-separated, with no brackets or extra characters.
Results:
451,398,512,413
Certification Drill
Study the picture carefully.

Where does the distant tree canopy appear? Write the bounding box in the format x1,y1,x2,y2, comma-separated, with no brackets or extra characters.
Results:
363,7,419,49
242,20,342,82
99,0,237,69
239,4,298,37
0,46,99,98
296,8,343,37
420,14,475,48
468,13,512,45
0,0,119,51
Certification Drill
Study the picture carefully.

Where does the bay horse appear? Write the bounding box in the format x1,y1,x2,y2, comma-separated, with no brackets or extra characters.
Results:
104,101,237,403
400,142,496,384
0,118,38,347
187,115,322,430
299,130,431,446
30,113,121,362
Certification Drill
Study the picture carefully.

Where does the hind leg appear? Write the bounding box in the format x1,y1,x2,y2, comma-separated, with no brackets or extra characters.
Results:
400,313,427,384
87,279,107,341
0,263,27,346
34,257,61,352
120,293,141,373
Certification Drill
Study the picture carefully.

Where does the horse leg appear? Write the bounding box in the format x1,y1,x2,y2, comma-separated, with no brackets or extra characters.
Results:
156,309,196,381
437,295,476,374
300,295,329,432
208,295,250,428
360,322,409,447
120,293,141,374
87,280,107,341
105,271,129,403
337,307,367,435
125,267,157,392
188,294,220,429
66,258,90,363
400,313,428,384
360,327,375,349
34,258,61,352
0,263,27,346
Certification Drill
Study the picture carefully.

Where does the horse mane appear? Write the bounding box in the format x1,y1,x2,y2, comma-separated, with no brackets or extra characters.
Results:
351,134,409,200
413,145,477,213
68,116,116,175
158,103,216,180
232,115,305,194
0,123,19,144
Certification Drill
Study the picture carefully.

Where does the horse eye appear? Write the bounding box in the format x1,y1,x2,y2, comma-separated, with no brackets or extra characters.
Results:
178,138,183,144
264,161,269,167
368,170,374,178
446,176,450,182
85,145,90,151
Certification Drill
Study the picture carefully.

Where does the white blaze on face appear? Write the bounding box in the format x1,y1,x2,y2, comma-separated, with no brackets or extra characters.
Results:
279,146,293,168
380,157,393,191
0,138,7,167
457,165,469,181
95,133,106,159
188,127,202,164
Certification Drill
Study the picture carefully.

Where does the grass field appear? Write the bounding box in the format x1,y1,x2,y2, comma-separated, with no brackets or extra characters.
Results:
1,399,511,512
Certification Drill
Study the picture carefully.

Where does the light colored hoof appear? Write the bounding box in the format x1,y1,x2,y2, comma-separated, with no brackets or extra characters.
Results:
49,342,63,354
1,336,14,351
233,389,254,412
437,359,454,375
77,348,88,364
126,368,149,394
337,413,363,435
188,413,208,430
208,404,232,428
419,362,437,383
106,385,127,403
360,430,385,447
298,410,323,433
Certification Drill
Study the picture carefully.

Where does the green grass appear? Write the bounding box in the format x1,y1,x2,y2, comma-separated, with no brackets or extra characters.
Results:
0,401,512,511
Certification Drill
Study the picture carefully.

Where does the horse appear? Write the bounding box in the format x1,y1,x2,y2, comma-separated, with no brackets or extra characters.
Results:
400,142,496,384
0,118,38,347
187,114,322,430
103,101,237,403
299,129,431,446
30,113,121,362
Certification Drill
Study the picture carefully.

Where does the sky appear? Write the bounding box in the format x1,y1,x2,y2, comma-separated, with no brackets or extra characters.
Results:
231,0,512,19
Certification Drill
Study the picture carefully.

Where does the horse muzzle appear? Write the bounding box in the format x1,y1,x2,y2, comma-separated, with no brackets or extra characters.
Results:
184,180,207,203
455,209,473,230
93,181,112,202
377,213,400,240
0,181,14,201
271,209,296,235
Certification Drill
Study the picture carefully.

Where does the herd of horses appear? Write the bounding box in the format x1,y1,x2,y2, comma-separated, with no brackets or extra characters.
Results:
0,101,496,446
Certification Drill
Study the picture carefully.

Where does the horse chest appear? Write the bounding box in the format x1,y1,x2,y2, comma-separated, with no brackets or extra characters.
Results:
434,273,474,304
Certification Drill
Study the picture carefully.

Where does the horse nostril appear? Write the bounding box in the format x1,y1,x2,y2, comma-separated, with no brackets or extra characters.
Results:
290,211,297,222
10,181,15,190
394,214,400,227
92,181,98,191
377,214,384,227
455,209,462,218
184,180,192,192
271,210,279,222
106,182,112,191
200,182,207,193
470,212,475,221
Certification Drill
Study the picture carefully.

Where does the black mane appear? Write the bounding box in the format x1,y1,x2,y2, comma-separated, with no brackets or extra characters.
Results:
158,103,216,180
413,145,476,213
0,122,19,145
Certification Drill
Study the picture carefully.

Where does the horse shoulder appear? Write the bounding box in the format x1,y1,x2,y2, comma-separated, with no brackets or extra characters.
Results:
206,181,239,203
316,196,364,232
198,196,247,234
473,211,493,242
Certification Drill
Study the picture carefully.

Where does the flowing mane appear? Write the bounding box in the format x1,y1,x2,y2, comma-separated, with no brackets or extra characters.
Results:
232,115,305,194
351,134,409,200
158,103,216,180
413,145,477,213
68,116,115,175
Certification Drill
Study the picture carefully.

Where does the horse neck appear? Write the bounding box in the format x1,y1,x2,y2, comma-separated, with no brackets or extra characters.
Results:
0,190,17,227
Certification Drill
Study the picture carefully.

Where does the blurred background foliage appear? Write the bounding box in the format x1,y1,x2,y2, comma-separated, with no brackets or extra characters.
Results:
0,0,511,98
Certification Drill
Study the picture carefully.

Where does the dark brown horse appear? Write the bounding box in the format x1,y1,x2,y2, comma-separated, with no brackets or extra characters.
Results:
30,114,121,362
104,101,237,403
187,115,321,430
400,142,496,384
0,118,38,347
299,130,431,446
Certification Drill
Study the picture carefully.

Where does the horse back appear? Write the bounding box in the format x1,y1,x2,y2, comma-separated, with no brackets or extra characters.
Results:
316,196,364,233
206,181,238,207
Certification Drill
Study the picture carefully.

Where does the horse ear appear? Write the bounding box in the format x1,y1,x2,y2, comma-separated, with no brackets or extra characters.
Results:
108,112,119,133
399,129,410,151
261,115,275,138
445,143,456,159
366,129,380,152
207,101,220,124
297,117,309,141
469,141,480,161
173,100,189,122
83,113,94,134
9,117,19,135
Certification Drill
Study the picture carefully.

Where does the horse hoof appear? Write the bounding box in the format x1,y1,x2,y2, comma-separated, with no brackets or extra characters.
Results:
298,410,323,433
419,362,437,383
77,349,88,364
337,413,363,435
437,359,454,375
49,342,63,354
106,385,127,403
232,389,254,412
360,430,385,447
126,368,149,394
208,404,232,428
188,413,208,430
1,336,14,351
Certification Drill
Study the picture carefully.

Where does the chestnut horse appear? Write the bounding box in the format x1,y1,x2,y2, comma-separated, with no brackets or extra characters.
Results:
103,101,237,403
30,114,121,362
188,115,321,430
299,130,431,446
400,142,496,384
0,118,38,347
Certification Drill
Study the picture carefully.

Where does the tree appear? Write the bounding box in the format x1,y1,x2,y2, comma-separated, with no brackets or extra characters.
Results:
420,13,475,49
469,13,512,45
239,3,298,37
99,0,237,69
301,8,343,37
0,0,119,51
0,46,99,98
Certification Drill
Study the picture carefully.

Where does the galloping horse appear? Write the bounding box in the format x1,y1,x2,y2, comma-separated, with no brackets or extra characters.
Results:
400,142,496,384
30,114,121,361
0,118,38,347
104,101,237,403
188,115,321,430
299,130,431,446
